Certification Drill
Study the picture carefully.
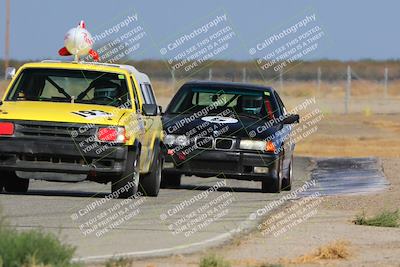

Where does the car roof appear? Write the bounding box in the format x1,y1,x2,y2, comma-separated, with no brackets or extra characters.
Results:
184,80,275,92
38,60,151,84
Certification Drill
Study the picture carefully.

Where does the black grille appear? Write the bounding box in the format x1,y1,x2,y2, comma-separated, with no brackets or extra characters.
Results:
18,154,114,168
195,137,213,149
188,160,238,173
15,121,95,141
215,138,233,150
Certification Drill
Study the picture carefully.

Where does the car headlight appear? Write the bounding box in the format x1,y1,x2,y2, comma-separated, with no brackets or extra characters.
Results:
240,139,266,151
164,134,176,145
240,139,276,152
164,134,190,146
175,135,190,146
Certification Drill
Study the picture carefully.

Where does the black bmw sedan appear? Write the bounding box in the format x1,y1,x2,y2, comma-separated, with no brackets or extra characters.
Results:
161,81,299,193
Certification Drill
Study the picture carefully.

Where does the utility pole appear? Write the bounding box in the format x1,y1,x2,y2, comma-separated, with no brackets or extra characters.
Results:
345,65,351,114
317,67,321,94
208,68,212,80
4,0,11,78
171,69,176,91
384,67,388,99
242,67,246,82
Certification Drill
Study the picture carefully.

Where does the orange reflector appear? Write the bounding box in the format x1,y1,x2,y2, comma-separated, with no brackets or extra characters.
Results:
266,141,276,152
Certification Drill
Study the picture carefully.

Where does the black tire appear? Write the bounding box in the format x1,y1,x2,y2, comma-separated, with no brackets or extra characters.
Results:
0,176,4,193
139,147,163,197
261,160,282,193
3,171,29,193
112,149,139,199
282,156,293,191
261,176,281,193
160,172,181,188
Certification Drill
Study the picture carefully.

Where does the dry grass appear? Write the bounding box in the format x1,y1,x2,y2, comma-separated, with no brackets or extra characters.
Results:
296,136,400,158
0,80,9,97
104,257,132,267
295,113,400,158
284,240,351,264
152,79,400,99
278,80,400,98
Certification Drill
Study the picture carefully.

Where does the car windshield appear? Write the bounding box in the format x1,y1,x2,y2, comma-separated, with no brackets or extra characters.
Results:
6,68,131,107
166,86,279,120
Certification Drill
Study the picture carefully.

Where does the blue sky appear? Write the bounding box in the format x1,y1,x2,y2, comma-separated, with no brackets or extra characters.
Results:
0,0,398,60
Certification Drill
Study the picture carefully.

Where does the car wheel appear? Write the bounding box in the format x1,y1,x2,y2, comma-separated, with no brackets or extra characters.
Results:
261,160,282,193
112,149,139,199
3,171,29,193
160,172,181,188
0,176,4,192
282,156,293,191
139,148,163,197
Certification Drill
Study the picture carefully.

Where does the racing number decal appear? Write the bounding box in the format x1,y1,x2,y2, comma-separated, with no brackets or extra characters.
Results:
201,116,238,124
72,110,111,119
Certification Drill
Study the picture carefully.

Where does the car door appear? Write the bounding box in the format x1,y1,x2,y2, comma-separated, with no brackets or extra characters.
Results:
138,82,162,173
124,75,148,172
274,91,293,171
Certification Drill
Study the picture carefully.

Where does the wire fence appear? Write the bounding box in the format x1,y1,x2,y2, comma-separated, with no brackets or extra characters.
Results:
1,62,399,114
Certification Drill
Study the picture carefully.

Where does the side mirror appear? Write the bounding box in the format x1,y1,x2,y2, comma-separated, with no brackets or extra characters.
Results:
5,67,16,80
282,114,300,124
142,104,158,116
158,105,163,114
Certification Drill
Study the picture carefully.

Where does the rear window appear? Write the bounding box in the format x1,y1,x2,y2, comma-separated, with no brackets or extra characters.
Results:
6,68,131,108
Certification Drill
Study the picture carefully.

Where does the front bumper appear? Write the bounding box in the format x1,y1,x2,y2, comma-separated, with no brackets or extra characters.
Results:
163,149,280,181
0,137,128,177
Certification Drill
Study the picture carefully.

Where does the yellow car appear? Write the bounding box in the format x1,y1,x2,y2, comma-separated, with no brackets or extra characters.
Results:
0,61,164,198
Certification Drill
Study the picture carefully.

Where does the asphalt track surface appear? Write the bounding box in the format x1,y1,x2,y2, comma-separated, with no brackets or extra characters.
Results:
0,156,387,262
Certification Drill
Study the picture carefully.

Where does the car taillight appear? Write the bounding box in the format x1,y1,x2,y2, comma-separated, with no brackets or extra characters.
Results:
0,122,14,136
97,127,126,143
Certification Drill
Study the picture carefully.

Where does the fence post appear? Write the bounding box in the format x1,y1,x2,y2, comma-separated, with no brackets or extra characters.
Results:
384,67,388,98
242,67,246,82
317,67,321,94
208,68,212,80
345,65,351,114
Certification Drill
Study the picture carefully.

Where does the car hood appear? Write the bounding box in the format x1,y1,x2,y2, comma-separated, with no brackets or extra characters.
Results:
0,101,127,125
162,113,281,139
